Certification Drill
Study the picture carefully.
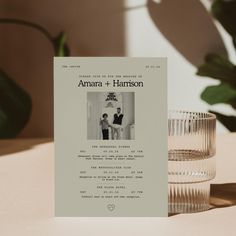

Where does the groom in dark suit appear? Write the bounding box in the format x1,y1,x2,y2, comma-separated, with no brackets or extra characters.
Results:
111,107,124,140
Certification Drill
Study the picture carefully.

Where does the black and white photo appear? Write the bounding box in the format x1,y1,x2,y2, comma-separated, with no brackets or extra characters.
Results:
87,92,135,140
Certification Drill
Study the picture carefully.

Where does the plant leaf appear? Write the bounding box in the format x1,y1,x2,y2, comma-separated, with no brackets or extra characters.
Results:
0,70,32,138
53,32,70,56
212,0,236,50
201,83,236,105
209,110,236,132
197,53,236,88
212,0,236,37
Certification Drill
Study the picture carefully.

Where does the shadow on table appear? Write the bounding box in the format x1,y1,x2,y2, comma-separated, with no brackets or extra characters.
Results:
0,139,52,157
210,183,236,209
168,183,236,216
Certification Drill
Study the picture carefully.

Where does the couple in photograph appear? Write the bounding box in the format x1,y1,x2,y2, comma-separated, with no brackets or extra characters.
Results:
99,107,124,140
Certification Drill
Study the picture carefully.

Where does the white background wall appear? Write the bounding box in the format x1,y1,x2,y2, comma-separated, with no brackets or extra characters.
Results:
125,0,236,133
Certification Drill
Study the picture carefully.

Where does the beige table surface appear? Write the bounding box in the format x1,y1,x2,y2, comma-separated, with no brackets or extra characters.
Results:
0,133,235,236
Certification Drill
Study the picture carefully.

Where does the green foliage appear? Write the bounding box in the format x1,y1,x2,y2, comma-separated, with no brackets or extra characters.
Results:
197,54,236,88
53,32,70,56
212,0,236,49
0,70,31,138
210,110,236,132
197,0,236,131
201,83,236,106
0,18,70,138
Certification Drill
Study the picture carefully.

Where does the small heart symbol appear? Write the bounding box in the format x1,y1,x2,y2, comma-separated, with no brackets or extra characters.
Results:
107,204,115,211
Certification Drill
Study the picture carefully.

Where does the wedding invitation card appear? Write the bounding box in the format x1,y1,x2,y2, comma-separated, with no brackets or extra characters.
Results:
54,57,168,216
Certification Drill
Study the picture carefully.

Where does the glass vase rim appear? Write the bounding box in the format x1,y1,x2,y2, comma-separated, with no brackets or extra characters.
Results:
168,110,216,121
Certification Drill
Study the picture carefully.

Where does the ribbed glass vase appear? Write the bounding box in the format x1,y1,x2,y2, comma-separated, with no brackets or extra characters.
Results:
168,111,216,213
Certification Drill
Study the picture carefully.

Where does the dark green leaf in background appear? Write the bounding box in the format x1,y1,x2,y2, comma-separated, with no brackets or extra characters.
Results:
197,54,236,88
212,0,236,38
0,70,32,138
210,110,236,132
53,32,70,56
212,0,236,51
201,82,236,105
0,19,70,138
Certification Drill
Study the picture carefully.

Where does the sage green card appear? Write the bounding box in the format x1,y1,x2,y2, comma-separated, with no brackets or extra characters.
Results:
54,57,168,217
